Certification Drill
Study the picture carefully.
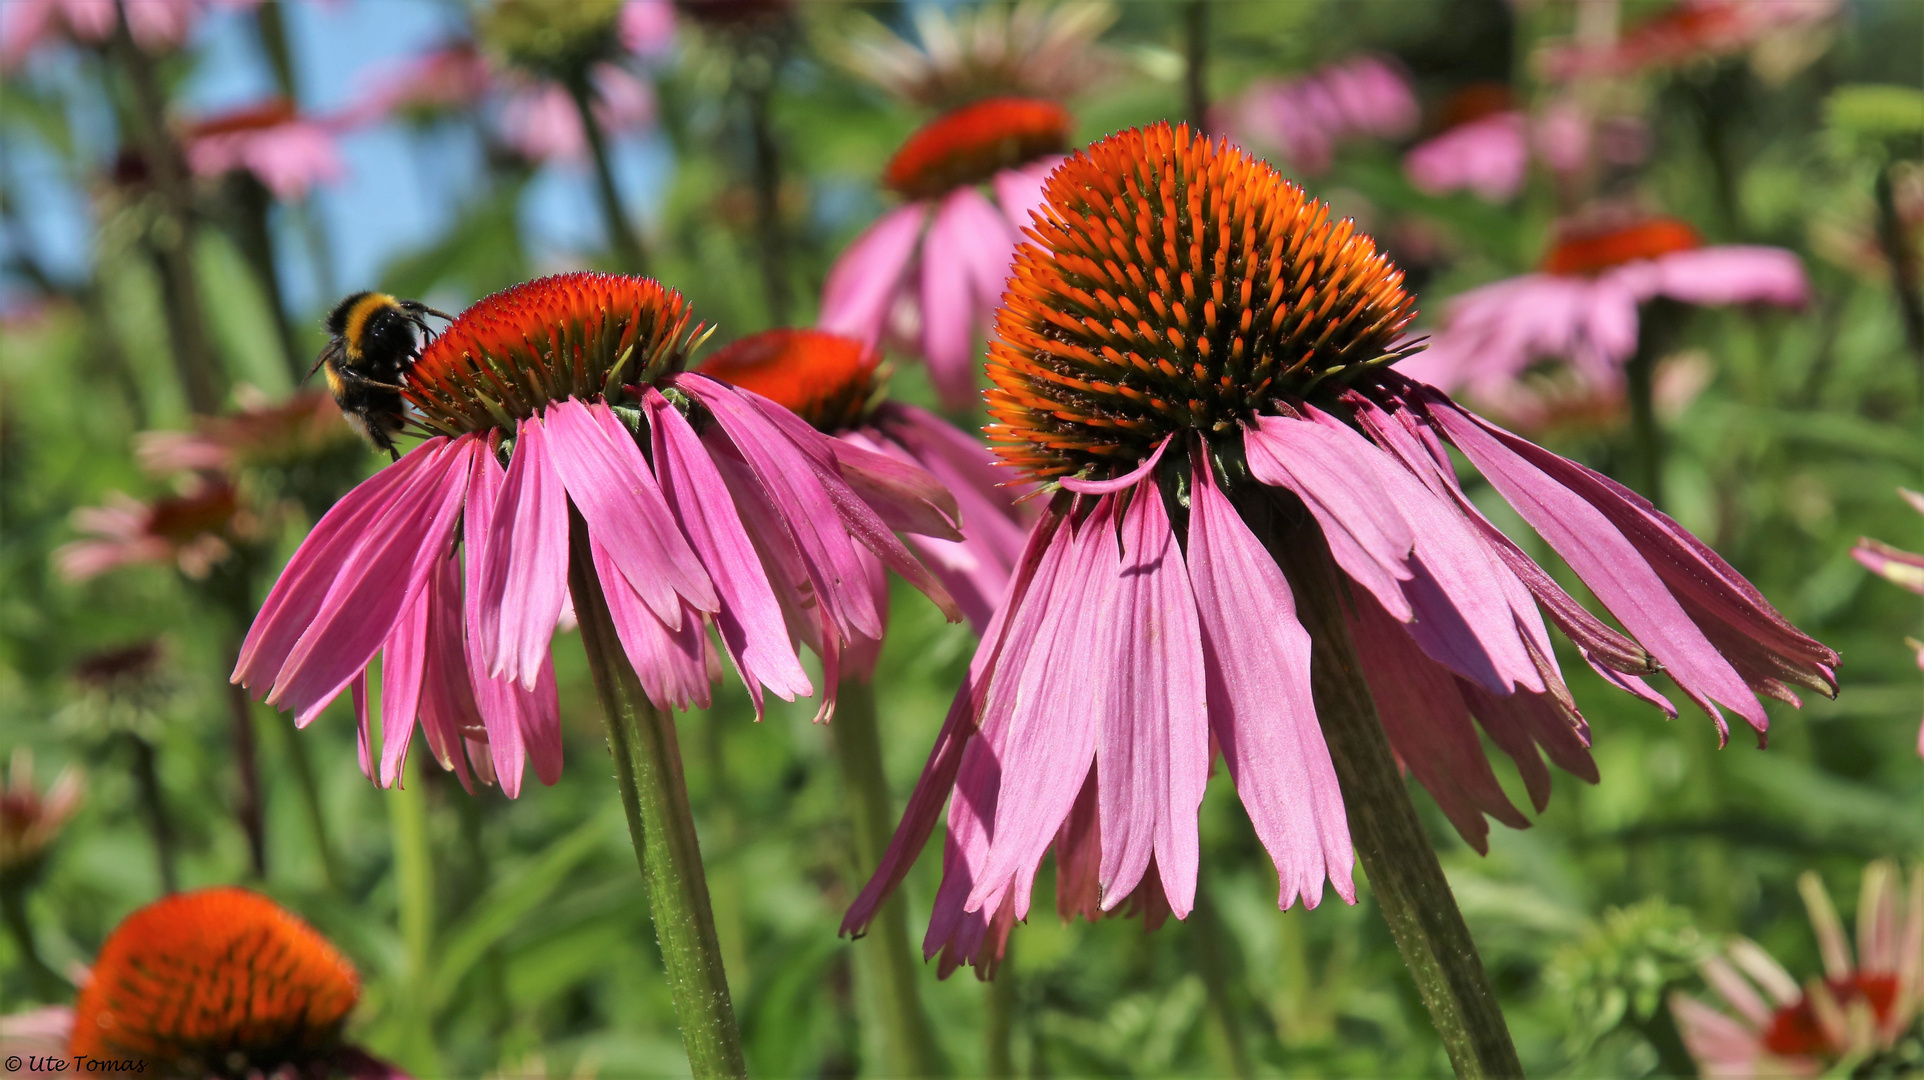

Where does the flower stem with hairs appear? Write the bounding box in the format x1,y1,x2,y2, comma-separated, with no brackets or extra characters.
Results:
1252,495,1522,1080
124,733,179,894
567,509,746,1079
829,678,944,1077
566,76,652,276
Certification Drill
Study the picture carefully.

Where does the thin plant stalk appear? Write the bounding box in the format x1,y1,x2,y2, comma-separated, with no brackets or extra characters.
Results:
566,509,746,1079
740,51,790,324
1874,162,1924,371
1183,0,1210,132
566,76,651,276
225,674,267,878
279,710,343,892
124,732,179,894
984,940,1016,1079
110,11,225,414
1253,495,1523,1080
226,173,307,386
0,884,69,999
387,751,444,1076
1624,299,1683,508
828,678,944,1077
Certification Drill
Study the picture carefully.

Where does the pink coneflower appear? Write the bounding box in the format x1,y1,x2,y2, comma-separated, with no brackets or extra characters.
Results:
233,273,963,796
0,0,256,69
497,63,656,165
1851,489,1924,754
700,327,1030,640
135,389,356,476
819,96,1069,411
1671,862,1924,1078
837,0,1118,111
182,98,346,201
55,479,248,582
1404,110,1530,203
1543,0,1842,81
0,750,83,881
843,123,1835,976
1403,216,1810,419
1222,54,1418,176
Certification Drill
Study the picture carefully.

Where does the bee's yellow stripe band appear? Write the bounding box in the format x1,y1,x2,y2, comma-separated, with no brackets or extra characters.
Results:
342,292,399,360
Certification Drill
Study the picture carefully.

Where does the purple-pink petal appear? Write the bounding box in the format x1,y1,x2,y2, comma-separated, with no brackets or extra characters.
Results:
1060,434,1173,494
820,202,928,347
418,553,480,793
1187,453,1353,909
1097,478,1209,916
379,584,431,789
479,415,571,691
592,535,713,712
919,186,1015,410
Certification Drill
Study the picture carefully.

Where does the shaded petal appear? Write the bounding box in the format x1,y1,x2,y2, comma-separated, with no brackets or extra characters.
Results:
1187,454,1353,909
1054,769,1103,923
352,673,373,781
1245,416,1414,620
1854,538,1924,595
643,389,811,713
1645,245,1809,308
831,431,963,541
821,203,929,347
1060,434,1173,494
1668,993,1765,1079
593,535,712,712
463,446,527,797
418,554,479,793
480,415,570,691
1345,590,1528,852
967,499,1120,918
843,510,1065,939
1097,478,1209,916
544,397,717,624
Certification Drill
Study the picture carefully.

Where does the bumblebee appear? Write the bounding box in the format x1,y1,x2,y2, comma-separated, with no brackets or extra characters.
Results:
309,292,451,459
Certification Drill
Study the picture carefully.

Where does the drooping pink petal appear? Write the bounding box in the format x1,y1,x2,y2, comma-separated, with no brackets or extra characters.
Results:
463,445,527,798
272,438,474,726
592,535,713,712
991,159,1056,240
743,392,960,540
236,437,449,696
676,373,885,642
1054,770,1102,922
642,389,811,713
1097,477,1209,916
518,655,564,787
352,673,373,781
1345,590,1528,852
843,510,1065,939
543,397,718,625
417,553,479,793
1453,640,1599,811
1668,992,1765,1078
1186,453,1353,909
820,202,929,347
966,499,1120,920
1702,955,1773,1026
378,584,432,789
1245,416,1415,621
1642,245,1809,308
1421,394,1767,740
1060,434,1173,494
1854,538,1924,595
479,415,571,691
920,186,1015,409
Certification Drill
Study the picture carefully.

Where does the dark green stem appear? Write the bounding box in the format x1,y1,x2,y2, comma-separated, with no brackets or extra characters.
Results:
111,6,224,414
1,884,69,999
985,941,1016,1079
1192,887,1253,1080
1184,0,1210,132
1875,162,1924,372
226,671,267,879
387,753,444,1075
740,52,790,324
829,678,944,1077
566,75,651,276
1625,299,1683,509
567,509,745,1079
224,173,307,386
281,710,343,892
125,733,179,893
1257,498,1522,1079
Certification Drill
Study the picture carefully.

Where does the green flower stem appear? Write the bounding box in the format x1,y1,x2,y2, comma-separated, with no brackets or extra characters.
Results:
225,674,267,879
387,752,444,1076
0,883,69,1000
124,732,179,894
1254,496,1523,1079
1183,0,1210,132
828,678,945,1077
1874,162,1924,371
566,76,652,276
279,710,343,892
1625,298,1683,509
566,509,746,1080
739,48,791,325
984,942,1017,1079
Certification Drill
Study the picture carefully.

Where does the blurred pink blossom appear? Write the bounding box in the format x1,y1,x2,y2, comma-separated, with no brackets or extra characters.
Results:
1,0,257,68
1223,54,1418,175
1542,0,1842,80
183,99,346,201
619,0,676,57
497,62,655,164
1404,217,1808,418
345,42,495,126
55,481,245,582
1404,112,1529,201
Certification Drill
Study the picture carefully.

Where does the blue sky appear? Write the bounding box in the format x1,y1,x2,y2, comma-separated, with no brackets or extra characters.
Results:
3,0,674,314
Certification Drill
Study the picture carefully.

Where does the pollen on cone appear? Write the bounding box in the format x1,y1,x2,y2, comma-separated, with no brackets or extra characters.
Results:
70,887,361,1069
985,121,1418,480
699,328,881,431
883,96,1072,201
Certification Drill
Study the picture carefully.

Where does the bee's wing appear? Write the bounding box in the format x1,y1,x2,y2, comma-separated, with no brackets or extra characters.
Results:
305,339,344,385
